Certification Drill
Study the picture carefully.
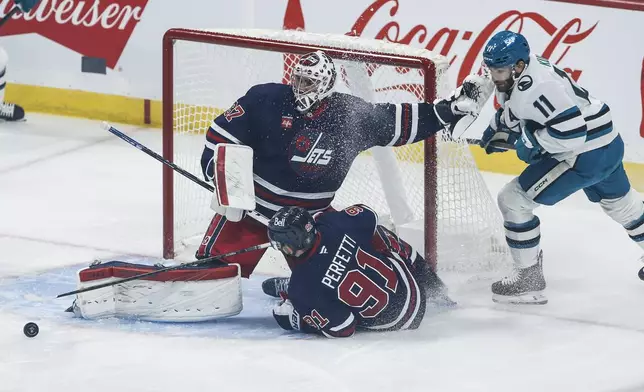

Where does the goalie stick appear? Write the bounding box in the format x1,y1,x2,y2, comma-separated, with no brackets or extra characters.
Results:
101,122,269,225
56,242,271,298
0,6,20,28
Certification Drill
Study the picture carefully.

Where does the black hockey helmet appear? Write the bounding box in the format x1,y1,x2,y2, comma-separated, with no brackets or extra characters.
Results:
268,207,317,257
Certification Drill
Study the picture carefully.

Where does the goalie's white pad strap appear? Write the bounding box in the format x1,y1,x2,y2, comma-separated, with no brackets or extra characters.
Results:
73,263,243,322
213,143,256,210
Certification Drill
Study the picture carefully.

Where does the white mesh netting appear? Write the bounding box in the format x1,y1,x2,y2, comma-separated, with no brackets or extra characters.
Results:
166,28,509,274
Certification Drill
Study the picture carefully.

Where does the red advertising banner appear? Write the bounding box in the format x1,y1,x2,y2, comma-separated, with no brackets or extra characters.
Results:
0,0,149,69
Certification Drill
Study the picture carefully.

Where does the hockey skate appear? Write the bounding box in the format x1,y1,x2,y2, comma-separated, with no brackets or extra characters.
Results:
492,251,547,305
261,277,290,298
417,260,457,308
0,101,25,121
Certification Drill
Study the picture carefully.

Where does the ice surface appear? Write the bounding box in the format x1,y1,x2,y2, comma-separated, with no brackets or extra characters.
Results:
1,114,644,392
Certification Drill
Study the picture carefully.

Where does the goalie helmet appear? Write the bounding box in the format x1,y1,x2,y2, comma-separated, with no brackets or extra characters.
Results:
268,207,316,257
291,51,337,113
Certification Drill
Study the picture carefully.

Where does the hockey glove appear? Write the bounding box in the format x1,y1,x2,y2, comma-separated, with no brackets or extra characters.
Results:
434,71,495,138
14,0,40,12
201,143,255,222
516,127,545,164
272,297,301,331
480,108,519,154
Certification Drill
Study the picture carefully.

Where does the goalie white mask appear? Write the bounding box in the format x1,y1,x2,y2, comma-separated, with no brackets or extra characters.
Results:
291,51,337,113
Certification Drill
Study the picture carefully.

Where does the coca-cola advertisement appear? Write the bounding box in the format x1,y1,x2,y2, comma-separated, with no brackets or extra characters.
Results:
0,0,642,160
278,0,644,159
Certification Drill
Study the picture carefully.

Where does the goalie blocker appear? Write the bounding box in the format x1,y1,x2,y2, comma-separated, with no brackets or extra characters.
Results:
69,260,243,322
207,143,256,222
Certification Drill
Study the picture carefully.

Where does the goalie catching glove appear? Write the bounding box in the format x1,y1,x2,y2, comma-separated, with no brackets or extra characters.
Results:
433,70,495,138
205,143,256,222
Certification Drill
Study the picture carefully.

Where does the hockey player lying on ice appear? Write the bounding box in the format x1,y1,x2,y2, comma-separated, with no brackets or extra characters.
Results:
265,205,453,338
69,205,452,338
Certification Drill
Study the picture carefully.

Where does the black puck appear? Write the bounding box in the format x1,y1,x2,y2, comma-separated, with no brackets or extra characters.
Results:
638,267,644,281
23,322,39,338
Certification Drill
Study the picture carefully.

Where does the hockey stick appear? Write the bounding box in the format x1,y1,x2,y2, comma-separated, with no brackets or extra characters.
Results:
101,122,269,225
56,242,272,298
464,137,516,151
0,6,20,28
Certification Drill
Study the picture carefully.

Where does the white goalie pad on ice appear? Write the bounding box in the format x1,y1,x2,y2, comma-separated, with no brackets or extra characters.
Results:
212,143,256,210
71,261,243,322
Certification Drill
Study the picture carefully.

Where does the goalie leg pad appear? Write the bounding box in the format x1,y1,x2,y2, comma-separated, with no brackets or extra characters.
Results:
196,214,270,277
72,261,243,322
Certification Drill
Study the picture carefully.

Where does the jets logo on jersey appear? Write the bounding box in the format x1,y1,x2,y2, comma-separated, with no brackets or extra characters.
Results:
289,129,335,178
517,75,533,91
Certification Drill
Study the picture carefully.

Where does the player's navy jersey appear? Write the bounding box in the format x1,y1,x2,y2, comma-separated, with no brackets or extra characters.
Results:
497,54,616,161
285,205,427,338
200,83,444,218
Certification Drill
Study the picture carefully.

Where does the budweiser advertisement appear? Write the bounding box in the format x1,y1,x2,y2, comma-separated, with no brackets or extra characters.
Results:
0,0,149,69
0,0,642,160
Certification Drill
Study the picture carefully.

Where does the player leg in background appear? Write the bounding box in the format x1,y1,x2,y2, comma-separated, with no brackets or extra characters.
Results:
494,134,640,304
0,47,25,122
195,213,269,278
582,142,644,271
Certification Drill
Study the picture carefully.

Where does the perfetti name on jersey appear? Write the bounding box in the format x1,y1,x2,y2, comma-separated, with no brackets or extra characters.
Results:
321,234,357,289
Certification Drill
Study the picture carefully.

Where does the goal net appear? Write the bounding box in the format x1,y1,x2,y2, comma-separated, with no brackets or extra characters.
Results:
162,28,509,274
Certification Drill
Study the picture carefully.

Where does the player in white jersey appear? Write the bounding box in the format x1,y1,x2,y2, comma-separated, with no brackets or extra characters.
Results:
0,0,37,121
0,46,25,121
479,31,644,304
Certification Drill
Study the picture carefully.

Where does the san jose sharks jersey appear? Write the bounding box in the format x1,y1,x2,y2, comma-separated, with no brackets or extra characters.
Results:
284,205,428,338
497,54,616,161
200,83,445,219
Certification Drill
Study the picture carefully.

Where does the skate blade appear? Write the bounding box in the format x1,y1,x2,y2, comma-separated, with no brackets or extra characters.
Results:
492,291,548,305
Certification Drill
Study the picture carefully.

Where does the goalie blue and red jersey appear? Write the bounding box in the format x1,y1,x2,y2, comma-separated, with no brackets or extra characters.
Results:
284,205,429,338
200,82,445,219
